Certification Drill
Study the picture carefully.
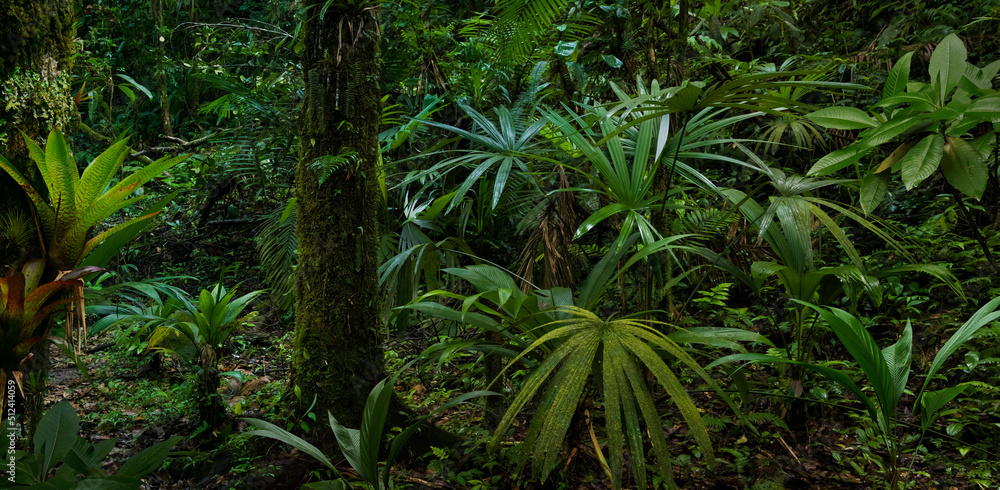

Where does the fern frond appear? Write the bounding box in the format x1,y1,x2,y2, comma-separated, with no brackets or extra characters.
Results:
256,202,298,311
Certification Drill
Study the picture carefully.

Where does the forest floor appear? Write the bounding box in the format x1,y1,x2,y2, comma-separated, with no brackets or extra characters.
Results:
39,330,997,489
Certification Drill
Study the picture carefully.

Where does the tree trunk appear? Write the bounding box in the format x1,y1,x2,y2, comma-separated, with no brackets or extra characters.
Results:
198,345,224,427
287,1,387,431
0,0,76,211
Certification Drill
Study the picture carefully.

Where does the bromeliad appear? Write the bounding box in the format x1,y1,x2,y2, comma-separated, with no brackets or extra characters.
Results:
0,129,188,272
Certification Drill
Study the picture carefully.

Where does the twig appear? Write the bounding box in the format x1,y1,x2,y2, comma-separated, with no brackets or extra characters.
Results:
129,129,229,158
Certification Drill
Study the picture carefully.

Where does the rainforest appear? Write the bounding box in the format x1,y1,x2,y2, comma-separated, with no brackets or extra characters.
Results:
1,0,999,488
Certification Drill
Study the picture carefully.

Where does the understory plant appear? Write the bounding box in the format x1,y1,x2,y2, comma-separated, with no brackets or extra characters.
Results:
0,401,182,488
90,282,262,425
404,246,769,488
806,33,1000,266
489,305,744,489
244,372,493,489
0,259,101,397
710,297,1000,489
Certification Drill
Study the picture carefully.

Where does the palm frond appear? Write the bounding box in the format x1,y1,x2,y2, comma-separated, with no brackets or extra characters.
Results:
490,306,736,488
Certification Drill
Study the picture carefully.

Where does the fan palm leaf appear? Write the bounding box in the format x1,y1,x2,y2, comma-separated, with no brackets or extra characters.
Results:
489,305,737,489
400,101,551,211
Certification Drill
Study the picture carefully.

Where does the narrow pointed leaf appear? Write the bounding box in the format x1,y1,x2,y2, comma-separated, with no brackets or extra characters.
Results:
883,52,913,100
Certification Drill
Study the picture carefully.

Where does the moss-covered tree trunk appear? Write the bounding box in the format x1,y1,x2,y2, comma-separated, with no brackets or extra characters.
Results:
287,2,386,431
0,0,75,226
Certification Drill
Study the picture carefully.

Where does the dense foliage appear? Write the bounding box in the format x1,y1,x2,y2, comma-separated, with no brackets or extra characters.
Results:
1,0,999,488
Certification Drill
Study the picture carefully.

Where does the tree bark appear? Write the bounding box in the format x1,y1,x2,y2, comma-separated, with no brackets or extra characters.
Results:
287,1,387,431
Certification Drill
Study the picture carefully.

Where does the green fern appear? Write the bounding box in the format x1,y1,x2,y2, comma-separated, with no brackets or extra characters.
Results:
256,201,298,311
487,0,598,65
309,151,359,186
489,305,735,489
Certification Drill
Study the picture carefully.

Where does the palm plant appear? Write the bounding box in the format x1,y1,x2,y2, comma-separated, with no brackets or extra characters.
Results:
377,191,479,333
697,150,961,325
0,129,188,272
91,282,262,425
542,90,767,252
404,239,768,488
398,99,551,212
489,305,741,489
148,284,262,424
543,107,680,251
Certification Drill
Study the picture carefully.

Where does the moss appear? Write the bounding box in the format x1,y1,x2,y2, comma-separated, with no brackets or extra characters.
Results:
0,0,75,226
0,63,73,146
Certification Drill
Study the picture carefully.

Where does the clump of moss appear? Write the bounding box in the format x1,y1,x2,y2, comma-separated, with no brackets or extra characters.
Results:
0,58,72,145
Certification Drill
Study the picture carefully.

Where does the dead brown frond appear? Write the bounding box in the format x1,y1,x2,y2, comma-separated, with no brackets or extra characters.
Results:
516,166,579,292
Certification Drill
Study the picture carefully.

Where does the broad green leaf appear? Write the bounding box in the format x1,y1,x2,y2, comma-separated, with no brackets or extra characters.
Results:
33,401,80,476
808,146,870,176
359,378,393,484
553,40,577,57
243,418,338,472
63,437,116,474
883,52,913,100
881,322,912,411
42,130,78,219
874,92,936,111
802,304,895,428
919,385,969,430
875,141,915,173
116,74,153,99
940,136,987,199
965,95,1000,122
77,139,129,213
899,134,943,190
117,436,183,478
805,107,877,129
401,300,497,330
929,33,967,98
858,116,922,149
860,171,889,215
